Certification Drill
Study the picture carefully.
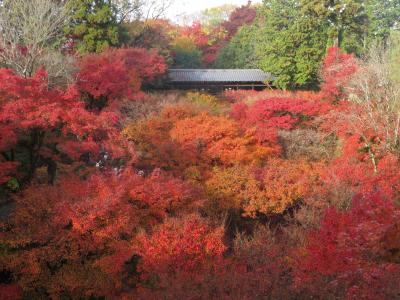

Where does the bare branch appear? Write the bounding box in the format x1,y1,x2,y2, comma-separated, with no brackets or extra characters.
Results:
345,38,400,162
113,0,174,22
0,0,72,83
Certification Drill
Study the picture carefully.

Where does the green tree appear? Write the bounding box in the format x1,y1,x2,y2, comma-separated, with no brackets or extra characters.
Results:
292,17,329,88
172,48,202,69
301,0,368,53
215,25,258,69
256,1,299,89
256,0,328,89
366,0,400,41
171,37,203,68
65,0,119,53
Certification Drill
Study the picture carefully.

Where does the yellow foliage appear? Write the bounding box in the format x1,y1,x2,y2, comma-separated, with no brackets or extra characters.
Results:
172,36,197,51
186,92,220,110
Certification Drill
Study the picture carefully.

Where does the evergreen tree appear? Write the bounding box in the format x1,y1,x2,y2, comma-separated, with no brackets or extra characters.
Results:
65,0,119,53
366,0,400,41
301,0,368,53
256,0,328,89
256,0,299,89
215,25,258,69
292,17,329,88
171,37,203,68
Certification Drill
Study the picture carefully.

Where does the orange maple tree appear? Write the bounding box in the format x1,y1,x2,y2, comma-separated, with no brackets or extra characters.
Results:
170,112,278,166
206,159,322,217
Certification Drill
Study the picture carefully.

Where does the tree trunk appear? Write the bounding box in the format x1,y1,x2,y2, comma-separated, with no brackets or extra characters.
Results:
47,160,57,185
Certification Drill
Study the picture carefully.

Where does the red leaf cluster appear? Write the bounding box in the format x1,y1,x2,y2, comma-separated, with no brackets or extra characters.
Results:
0,68,126,183
170,112,278,165
0,168,200,298
295,193,400,299
182,22,210,49
320,47,358,102
76,48,166,110
222,2,257,39
231,97,331,143
135,215,226,297
0,284,21,300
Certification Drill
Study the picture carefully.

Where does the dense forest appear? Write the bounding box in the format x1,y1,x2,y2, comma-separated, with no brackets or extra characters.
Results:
0,0,400,299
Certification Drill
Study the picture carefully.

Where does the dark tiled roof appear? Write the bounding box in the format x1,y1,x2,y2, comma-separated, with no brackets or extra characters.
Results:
168,69,275,83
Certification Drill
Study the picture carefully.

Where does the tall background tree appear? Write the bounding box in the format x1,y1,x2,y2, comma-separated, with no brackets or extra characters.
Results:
65,0,119,53
300,0,368,53
215,0,400,90
215,24,258,69
196,4,236,32
171,36,203,68
118,0,175,64
366,0,400,41
256,0,328,89
221,0,257,40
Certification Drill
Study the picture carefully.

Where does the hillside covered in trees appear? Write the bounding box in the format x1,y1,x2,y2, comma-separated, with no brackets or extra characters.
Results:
0,0,400,299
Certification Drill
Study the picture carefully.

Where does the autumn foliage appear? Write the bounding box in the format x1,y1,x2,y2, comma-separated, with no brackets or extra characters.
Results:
1,45,400,300
0,68,125,184
170,112,277,165
320,47,358,102
77,48,166,110
295,193,400,299
0,168,199,298
231,96,332,143
206,159,321,217
135,215,226,298
222,2,257,39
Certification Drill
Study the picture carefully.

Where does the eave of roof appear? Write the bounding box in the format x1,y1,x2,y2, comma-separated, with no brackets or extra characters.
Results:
168,69,275,83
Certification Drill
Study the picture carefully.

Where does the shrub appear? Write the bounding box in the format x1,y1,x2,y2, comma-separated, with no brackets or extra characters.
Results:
185,92,227,113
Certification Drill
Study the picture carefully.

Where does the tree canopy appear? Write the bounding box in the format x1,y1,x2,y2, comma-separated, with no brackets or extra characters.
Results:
1,1,400,299
65,0,120,53
215,0,400,89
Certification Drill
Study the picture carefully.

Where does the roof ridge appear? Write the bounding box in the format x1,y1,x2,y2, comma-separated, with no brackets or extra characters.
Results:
168,69,275,83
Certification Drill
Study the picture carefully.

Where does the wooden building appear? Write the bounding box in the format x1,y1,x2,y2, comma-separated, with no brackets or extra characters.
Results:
167,69,275,92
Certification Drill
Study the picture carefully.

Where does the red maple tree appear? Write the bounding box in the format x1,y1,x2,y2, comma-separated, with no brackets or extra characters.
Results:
76,48,166,111
222,1,257,39
320,47,358,102
0,68,127,184
295,193,400,299
134,214,226,298
231,97,331,144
